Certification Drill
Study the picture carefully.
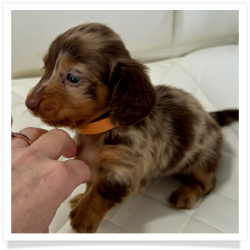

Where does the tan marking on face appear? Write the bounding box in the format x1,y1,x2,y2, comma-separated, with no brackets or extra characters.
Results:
60,55,73,71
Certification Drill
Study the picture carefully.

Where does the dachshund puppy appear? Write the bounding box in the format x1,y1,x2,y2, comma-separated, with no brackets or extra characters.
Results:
25,23,238,233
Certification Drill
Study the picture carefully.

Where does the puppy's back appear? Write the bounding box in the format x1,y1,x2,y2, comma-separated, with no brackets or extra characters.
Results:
134,85,223,177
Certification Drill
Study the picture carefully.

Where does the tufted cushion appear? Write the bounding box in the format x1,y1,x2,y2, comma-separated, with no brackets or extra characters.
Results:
11,45,239,233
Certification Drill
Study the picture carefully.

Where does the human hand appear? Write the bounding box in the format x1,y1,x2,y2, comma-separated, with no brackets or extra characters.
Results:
11,125,91,233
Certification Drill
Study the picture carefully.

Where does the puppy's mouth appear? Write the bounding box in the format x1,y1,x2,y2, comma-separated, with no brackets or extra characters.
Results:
27,108,38,117
38,112,87,129
38,117,70,129
41,118,62,127
25,94,95,129
26,96,68,127
26,104,63,128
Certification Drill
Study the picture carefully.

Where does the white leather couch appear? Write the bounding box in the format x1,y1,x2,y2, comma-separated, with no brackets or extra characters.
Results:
11,10,239,233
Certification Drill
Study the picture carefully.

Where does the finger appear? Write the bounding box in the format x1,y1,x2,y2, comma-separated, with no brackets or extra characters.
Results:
60,159,91,200
63,159,92,185
31,129,77,160
11,127,48,149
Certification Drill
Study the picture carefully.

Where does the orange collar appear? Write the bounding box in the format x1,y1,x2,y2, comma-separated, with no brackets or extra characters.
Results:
76,117,114,135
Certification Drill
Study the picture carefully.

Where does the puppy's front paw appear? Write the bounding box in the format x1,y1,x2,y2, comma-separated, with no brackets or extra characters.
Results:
69,205,100,233
169,186,197,209
69,193,84,209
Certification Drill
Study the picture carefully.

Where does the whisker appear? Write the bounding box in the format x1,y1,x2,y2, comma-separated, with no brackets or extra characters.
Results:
11,102,26,109
21,109,28,118
12,88,30,98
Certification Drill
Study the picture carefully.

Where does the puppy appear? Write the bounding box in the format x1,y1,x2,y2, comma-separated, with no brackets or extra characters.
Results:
25,23,239,233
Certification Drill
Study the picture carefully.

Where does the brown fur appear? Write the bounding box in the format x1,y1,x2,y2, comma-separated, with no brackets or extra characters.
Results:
25,23,239,233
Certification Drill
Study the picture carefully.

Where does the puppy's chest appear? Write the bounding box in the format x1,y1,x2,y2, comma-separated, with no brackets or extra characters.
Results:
77,135,100,167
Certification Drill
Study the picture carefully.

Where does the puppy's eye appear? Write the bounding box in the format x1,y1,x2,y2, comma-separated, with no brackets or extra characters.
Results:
67,74,81,84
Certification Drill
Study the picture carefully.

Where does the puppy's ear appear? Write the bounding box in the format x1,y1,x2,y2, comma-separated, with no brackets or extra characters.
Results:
110,59,157,126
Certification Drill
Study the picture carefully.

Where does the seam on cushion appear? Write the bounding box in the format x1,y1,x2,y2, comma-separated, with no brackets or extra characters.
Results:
193,87,216,112
181,216,192,233
222,149,238,157
156,59,217,113
170,10,176,58
122,194,148,231
167,61,200,93
210,191,239,204
170,36,238,55
151,60,202,97
133,37,238,59
184,217,224,233
229,126,239,138
119,227,133,233
170,58,219,111
198,87,221,112
11,88,27,99
132,39,238,63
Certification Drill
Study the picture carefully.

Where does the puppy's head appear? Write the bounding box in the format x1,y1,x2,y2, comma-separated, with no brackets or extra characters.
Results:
26,23,156,129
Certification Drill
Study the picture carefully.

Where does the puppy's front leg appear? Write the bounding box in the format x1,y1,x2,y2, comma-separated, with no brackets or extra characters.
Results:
69,177,129,233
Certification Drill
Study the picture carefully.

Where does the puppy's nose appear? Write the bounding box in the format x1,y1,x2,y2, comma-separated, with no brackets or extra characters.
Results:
25,96,41,113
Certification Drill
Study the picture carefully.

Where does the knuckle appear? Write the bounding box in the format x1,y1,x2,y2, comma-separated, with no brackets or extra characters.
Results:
13,147,43,167
50,129,69,139
42,162,68,189
26,148,44,161
51,162,69,183
19,127,35,135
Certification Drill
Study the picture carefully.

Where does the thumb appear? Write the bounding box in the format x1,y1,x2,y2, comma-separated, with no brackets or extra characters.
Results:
63,159,91,186
62,159,92,190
